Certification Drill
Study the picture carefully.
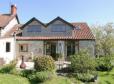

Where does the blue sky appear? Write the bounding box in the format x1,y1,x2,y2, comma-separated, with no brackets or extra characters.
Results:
0,0,114,25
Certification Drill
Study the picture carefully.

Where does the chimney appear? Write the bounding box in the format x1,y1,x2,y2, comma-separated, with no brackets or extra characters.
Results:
11,4,17,15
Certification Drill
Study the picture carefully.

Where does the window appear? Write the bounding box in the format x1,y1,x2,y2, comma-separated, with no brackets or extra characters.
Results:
67,41,75,56
75,26,80,30
27,25,41,32
19,44,28,52
51,24,66,32
6,42,10,52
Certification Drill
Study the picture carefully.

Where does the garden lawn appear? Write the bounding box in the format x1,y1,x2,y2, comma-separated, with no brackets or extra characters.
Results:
98,68,114,84
42,76,72,84
0,74,30,84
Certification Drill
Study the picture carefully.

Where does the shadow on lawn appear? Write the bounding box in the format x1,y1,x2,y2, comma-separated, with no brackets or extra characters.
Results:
105,81,111,84
29,80,42,84
111,74,114,79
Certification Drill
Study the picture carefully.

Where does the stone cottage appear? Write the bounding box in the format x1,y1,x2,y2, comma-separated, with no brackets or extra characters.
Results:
0,5,95,64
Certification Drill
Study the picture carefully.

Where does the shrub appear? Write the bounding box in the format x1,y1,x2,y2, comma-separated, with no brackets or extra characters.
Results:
28,71,54,83
57,67,73,73
10,68,21,75
96,56,113,71
0,60,17,73
34,56,55,71
8,69,34,77
70,50,97,73
20,70,34,77
76,71,97,82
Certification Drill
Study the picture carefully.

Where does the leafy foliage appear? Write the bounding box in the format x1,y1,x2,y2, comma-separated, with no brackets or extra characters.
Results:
34,56,55,71
96,56,113,71
76,72,97,82
20,70,34,77
92,23,114,56
28,71,54,83
70,50,97,73
0,60,17,73
69,50,98,82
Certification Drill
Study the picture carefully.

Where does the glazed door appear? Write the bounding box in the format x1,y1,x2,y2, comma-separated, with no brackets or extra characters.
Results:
67,41,75,57
44,41,57,60
51,43,56,60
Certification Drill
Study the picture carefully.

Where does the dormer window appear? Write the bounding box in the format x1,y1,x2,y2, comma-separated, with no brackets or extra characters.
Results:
75,26,80,30
51,24,66,32
27,25,41,32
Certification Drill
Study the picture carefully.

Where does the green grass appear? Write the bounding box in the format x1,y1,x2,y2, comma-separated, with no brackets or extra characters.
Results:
0,74,72,84
42,76,72,84
0,74,30,84
1,69,114,84
98,68,114,84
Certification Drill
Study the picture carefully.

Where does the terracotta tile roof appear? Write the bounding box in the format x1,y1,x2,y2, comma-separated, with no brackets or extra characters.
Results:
16,23,95,40
16,36,74,40
0,14,15,28
72,23,95,39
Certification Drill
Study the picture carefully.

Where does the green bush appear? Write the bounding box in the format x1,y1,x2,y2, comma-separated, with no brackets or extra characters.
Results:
10,68,21,75
28,71,54,83
96,56,113,71
70,50,97,73
20,70,34,77
76,72,97,82
34,56,55,71
0,60,17,73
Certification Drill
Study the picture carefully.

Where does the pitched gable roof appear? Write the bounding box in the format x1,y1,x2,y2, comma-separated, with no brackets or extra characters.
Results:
0,14,19,28
21,17,46,29
4,17,94,40
21,17,75,30
47,17,75,28
16,23,95,40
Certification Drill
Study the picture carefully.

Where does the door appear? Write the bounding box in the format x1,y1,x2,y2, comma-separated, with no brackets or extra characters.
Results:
67,41,75,57
44,41,57,60
51,43,56,60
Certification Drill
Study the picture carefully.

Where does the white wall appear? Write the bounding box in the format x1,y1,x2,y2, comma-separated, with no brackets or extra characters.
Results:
0,37,15,64
1,17,18,37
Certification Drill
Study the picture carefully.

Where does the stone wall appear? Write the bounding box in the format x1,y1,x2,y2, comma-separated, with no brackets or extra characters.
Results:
16,40,95,61
16,40,44,61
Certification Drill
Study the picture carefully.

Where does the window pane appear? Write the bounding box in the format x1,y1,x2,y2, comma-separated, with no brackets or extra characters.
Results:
67,41,75,56
6,42,10,52
27,25,41,32
51,24,66,32
19,44,28,52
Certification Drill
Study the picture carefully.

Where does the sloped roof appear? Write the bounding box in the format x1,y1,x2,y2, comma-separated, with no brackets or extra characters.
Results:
72,23,95,39
21,17,46,29
4,16,95,40
21,17,75,29
0,14,19,28
0,14,14,28
16,23,95,40
46,17,75,28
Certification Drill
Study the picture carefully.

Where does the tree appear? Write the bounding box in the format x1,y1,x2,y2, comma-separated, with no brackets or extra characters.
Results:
92,23,114,57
